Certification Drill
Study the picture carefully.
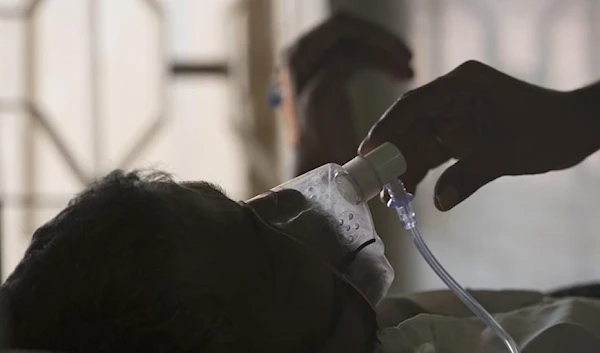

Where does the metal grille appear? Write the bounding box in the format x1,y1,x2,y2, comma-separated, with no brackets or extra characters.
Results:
0,0,235,279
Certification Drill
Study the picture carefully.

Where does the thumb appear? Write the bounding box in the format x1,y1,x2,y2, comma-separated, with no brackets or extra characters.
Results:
434,146,510,211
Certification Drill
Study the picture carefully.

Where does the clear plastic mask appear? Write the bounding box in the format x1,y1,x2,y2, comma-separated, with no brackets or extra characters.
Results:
245,143,406,308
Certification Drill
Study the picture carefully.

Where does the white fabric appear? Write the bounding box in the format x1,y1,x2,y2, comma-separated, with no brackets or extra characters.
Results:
378,290,600,353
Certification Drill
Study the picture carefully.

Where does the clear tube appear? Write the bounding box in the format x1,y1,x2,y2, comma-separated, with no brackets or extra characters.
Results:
385,179,520,353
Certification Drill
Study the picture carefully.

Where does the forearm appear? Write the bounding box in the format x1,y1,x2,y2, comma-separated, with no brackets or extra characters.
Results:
570,81,600,122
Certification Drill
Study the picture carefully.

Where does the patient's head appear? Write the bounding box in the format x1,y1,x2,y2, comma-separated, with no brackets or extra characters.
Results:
0,170,379,353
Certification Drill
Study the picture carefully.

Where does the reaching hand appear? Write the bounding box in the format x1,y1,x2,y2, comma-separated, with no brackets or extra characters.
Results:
360,61,599,211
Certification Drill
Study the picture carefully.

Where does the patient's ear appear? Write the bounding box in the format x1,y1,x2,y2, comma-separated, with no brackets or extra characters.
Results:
376,297,429,328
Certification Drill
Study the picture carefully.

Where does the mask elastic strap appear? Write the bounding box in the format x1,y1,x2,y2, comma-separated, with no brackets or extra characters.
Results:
337,239,376,273
324,240,376,340
323,238,376,339
239,201,373,351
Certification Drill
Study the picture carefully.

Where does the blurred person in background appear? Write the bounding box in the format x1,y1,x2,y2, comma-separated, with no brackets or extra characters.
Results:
281,16,600,213
2,12,600,353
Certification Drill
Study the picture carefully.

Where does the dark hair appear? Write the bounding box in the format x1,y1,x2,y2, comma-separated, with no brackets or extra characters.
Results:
0,170,246,353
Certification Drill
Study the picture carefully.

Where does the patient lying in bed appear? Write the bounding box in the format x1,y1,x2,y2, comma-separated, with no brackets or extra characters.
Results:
0,170,599,353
